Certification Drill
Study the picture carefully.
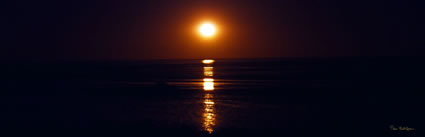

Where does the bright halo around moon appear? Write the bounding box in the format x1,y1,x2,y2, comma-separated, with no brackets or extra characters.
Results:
199,23,216,37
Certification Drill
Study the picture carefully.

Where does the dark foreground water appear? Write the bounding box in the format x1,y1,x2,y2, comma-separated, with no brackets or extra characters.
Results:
2,57,424,137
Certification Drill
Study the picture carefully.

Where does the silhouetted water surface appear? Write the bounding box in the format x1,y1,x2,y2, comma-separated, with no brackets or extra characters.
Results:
2,58,424,137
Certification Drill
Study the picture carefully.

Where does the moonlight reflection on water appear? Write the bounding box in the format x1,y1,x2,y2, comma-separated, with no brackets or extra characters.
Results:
202,59,216,134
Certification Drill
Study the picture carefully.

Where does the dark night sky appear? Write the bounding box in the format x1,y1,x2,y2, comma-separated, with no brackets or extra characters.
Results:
5,0,425,61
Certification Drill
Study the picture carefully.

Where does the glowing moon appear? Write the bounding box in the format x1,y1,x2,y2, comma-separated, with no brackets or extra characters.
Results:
199,23,216,37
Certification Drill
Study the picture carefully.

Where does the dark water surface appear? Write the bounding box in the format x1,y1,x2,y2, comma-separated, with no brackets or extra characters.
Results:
2,58,424,137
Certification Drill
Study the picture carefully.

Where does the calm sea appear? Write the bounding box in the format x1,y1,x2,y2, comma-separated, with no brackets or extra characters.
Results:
2,58,423,137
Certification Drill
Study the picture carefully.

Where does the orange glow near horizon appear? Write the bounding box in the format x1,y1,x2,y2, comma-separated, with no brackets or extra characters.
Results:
202,59,215,64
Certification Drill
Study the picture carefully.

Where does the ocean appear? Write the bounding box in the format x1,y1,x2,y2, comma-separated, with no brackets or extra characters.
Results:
2,57,423,137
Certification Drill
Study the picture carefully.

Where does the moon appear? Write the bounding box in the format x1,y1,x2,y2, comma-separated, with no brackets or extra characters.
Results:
199,23,216,37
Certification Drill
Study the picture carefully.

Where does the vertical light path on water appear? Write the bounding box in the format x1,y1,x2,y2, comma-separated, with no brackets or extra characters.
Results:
202,59,216,134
